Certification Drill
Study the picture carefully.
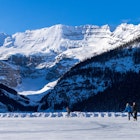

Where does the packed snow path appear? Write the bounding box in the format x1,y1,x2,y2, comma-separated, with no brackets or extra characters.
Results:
0,112,140,140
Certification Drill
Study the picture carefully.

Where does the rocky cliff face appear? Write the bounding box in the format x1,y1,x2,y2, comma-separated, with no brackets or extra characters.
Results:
0,61,21,87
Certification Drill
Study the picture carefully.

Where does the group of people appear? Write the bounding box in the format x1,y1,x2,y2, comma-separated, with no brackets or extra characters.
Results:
66,103,138,119
123,102,138,121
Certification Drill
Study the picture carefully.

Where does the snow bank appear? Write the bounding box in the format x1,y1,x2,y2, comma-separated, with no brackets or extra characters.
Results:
0,112,139,118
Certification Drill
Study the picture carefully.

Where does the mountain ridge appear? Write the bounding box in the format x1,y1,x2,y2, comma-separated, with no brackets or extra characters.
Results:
0,23,140,112
1,23,140,92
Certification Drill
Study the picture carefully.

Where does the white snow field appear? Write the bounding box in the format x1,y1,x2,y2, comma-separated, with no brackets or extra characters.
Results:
0,112,140,140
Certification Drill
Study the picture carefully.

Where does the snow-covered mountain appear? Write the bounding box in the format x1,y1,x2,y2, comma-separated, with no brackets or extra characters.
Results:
1,23,140,112
0,23,140,93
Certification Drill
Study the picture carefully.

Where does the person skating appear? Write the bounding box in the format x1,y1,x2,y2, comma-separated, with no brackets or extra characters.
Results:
132,102,138,121
66,106,71,117
123,103,133,120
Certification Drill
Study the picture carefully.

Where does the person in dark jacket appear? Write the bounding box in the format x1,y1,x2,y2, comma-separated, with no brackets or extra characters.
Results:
66,106,71,117
132,102,138,121
123,103,133,120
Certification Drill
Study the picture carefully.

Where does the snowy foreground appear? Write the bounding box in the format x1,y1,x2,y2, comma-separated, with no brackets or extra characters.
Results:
0,112,140,140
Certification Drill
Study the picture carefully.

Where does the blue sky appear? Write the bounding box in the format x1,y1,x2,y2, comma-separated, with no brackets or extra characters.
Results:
0,0,140,34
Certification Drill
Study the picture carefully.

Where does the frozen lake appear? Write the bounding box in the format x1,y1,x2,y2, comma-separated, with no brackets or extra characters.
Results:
0,112,139,140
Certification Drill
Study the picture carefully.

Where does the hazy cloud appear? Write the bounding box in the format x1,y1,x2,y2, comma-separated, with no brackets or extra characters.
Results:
121,18,140,24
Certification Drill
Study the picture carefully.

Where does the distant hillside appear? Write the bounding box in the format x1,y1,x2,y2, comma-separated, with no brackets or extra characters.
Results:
0,84,37,112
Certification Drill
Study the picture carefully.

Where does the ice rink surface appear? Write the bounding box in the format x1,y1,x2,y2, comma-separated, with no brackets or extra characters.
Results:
0,112,139,140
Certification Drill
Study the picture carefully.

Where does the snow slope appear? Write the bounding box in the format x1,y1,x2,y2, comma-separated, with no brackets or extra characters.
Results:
0,112,139,140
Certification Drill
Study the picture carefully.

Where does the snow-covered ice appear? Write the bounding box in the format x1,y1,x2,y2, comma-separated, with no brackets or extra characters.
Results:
0,112,139,140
